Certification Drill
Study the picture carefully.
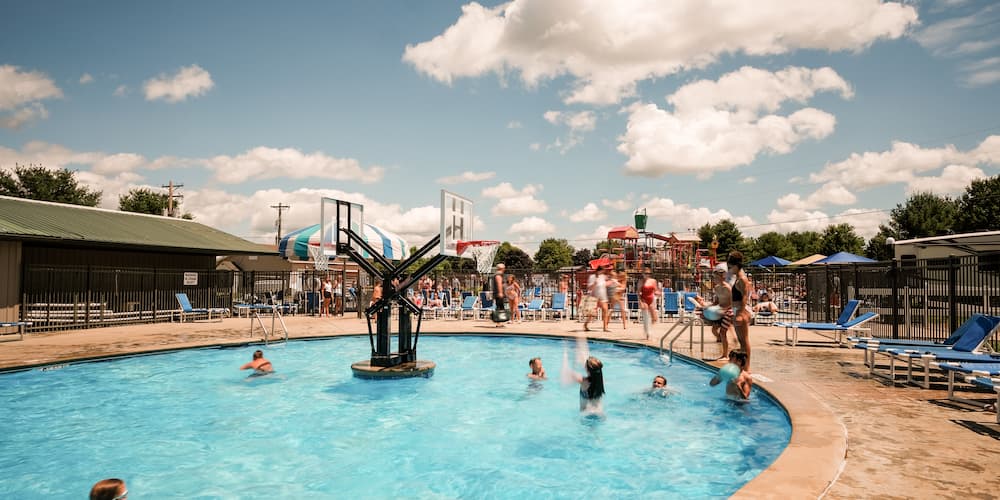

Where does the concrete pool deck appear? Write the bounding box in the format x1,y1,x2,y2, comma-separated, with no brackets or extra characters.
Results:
1,315,997,498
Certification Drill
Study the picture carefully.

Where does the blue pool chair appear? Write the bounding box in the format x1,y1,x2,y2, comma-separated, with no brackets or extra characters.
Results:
777,300,863,346
546,293,568,321
872,315,1000,388
175,293,229,323
457,295,478,321
662,291,680,320
936,362,1000,420
523,298,545,320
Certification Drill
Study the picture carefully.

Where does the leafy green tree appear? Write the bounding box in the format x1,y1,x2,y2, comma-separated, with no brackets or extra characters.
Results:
572,248,593,267
697,219,744,258
786,231,823,260
496,242,533,271
888,192,957,240
750,231,796,262
954,175,1000,233
819,223,864,255
0,164,101,206
118,188,169,215
534,238,574,271
864,225,897,261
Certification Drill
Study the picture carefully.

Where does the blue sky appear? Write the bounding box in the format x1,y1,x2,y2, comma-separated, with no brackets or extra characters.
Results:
1,0,998,253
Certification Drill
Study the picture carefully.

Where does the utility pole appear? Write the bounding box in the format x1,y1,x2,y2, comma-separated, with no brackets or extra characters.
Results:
161,181,184,217
271,203,290,245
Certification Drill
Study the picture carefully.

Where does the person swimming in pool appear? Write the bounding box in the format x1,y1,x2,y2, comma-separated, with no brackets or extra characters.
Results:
240,350,274,375
527,357,547,380
570,356,605,413
709,350,751,401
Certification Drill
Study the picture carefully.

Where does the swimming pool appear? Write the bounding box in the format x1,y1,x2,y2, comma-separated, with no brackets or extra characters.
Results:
0,335,790,498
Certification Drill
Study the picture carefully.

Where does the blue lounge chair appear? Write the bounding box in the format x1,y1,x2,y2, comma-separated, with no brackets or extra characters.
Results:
873,315,1000,388
477,292,495,320
626,293,640,322
175,293,230,322
851,314,985,367
936,362,1000,421
546,292,568,321
457,295,478,321
776,299,863,346
662,291,679,320
967,376,1000,424
522,298,545,320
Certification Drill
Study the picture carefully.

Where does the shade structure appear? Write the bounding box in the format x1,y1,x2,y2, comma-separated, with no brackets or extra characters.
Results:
749,255,791,267
789,254,827,266
607,225,639,240
277,223,410,261
589,256,613,270
814,251,876,264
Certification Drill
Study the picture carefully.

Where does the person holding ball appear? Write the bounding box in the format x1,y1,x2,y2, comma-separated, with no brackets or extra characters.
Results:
710,350,751,400
694,264,733,361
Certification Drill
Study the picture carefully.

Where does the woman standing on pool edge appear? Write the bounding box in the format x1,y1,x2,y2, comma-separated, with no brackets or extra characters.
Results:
727,251,753,371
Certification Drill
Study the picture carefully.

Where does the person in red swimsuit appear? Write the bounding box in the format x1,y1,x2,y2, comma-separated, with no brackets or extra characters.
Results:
639,267,658,339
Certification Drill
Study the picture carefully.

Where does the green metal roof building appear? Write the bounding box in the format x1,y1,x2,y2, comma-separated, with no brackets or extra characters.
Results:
0,195,275,331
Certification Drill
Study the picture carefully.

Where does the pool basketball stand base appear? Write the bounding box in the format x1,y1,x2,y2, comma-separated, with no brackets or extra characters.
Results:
351,359,436,379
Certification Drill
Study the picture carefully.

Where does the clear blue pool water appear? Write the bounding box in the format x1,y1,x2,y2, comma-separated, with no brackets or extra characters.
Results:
0,335,790,498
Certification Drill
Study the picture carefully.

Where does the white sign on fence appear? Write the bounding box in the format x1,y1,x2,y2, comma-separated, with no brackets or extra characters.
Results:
183,272,198,286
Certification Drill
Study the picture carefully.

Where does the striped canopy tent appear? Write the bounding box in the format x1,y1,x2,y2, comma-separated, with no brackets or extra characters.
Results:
278,223,410,261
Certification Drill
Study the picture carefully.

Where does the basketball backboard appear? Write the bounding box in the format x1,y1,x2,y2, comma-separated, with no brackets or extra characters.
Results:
319,197,364,257
440,190,473,257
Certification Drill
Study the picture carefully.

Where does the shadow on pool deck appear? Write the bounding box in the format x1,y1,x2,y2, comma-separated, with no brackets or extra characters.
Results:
1,316,997,498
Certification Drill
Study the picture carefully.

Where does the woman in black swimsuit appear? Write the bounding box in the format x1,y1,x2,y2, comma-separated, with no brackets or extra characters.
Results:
727,251,753,372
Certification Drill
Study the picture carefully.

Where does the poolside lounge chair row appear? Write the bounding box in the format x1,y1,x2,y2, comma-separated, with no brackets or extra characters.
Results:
419,292,570,321
846,313,1000,423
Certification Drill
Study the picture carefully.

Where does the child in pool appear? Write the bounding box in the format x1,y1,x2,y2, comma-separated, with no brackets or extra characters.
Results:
709,350,751,400
527,357,547,380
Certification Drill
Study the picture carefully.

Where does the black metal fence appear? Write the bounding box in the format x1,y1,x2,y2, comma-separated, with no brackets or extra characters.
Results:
816,254,1000,344
18,256,1000,345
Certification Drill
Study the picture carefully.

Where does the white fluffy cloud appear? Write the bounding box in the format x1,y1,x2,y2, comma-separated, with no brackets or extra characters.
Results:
436,170,496,184
905,164,987,195
810,135,999,192
543,110,597,152
92,153,147,175
507,120,522,129
763,207,885,238
184,187,477,245
643,196,755,233
509,216,555,234
206,147,384,184
403,0,915,105
113,85,129,97
601,196,633,211
481,182,548,215
144,64,214,103
0,65,62,128
912,4,1000,86
618,66,850,176
776,182,857,210
79,73,94,84
568,202,606,222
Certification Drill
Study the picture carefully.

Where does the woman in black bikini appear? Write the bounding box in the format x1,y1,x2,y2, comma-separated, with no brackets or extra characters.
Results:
727,251,753,372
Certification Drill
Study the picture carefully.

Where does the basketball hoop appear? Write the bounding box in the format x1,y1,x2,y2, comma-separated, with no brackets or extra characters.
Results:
309,245,330,272
458,240,501,274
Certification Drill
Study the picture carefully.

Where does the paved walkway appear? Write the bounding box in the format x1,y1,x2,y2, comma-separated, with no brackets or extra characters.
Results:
1,314,998,498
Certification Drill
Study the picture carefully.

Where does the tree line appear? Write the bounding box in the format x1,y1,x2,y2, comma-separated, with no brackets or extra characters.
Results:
4,165,998,266
0,164,191,217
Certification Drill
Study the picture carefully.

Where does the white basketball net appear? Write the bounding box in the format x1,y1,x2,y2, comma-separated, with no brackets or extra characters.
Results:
463,242,501,274
309,245,330,271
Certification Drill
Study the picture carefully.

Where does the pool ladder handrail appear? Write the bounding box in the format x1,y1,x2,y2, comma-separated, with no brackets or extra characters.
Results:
250,305,289,345
659,316,695,364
